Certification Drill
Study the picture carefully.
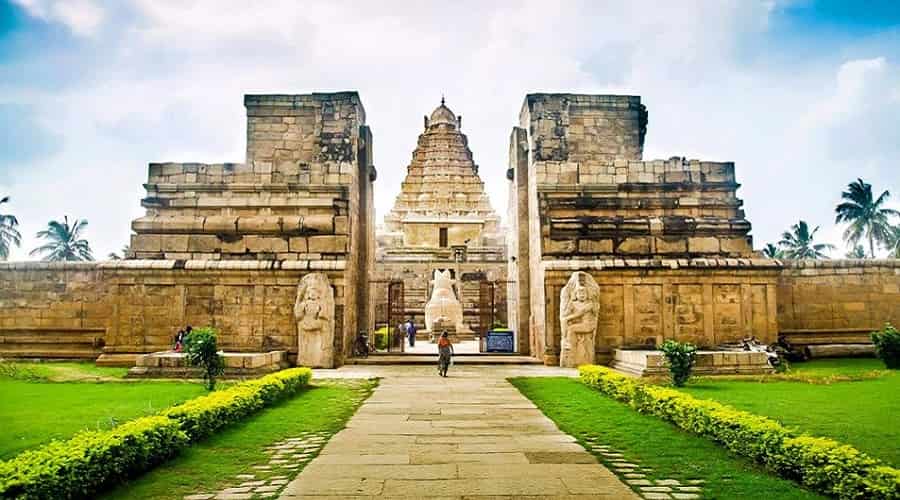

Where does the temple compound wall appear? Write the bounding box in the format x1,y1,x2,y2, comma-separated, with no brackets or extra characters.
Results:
0,92,376,367
509,94,899,365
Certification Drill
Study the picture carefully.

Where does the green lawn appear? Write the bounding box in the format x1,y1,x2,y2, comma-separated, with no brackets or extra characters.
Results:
681,358,900,466
100,379,375,500
0,377,207,459
512,377,823,500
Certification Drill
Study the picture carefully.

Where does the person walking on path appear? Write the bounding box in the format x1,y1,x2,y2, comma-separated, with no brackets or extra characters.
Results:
406,318,417,348
437,330,454,377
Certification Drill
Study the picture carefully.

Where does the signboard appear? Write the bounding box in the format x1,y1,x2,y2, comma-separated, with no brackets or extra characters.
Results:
485,330,514,353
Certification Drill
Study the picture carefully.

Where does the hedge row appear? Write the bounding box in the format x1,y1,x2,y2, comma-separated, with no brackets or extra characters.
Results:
0,367,313,499
579,365,900,500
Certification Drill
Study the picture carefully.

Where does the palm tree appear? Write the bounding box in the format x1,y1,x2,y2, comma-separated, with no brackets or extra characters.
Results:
761,243,783,259
886,225,900,259
29,216,94,261
0,196,21,260
779,220,835,259
834,178,899,258
845,244,866,259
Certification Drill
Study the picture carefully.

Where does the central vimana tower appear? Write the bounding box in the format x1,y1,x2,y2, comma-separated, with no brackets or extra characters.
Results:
372,100,508,339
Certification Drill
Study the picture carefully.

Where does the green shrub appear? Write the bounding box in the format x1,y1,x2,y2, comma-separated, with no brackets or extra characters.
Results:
163,367,312,441
871,323,900,369
0,368,312,498
0,416,187,499
183,327,225,390
580,365,900,499
659,339,697,387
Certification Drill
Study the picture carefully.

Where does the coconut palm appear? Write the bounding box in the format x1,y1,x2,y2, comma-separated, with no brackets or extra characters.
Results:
779,220,835,259
845,244,867,259
761,243,783,259
834,178,898,258
29,216,94,261
0,196,21,260
886,225,900,259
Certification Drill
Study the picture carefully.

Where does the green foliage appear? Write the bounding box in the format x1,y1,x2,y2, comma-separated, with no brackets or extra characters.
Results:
871,323,900,369
101,379,375,499
834,178,898,258
0,368,312,498
762,242,783,259
29,215,94,261
0,416,188,499
0,196,21,261
512,377,821,500
183,327,225,390
162,367,312,442
659,339,697,387
580,365,900,499
845,244,867,259
779,220,835,259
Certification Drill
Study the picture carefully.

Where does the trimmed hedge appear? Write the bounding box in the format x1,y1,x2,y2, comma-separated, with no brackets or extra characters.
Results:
163,367,313,441
0,367,313,499
0,416,187,499
579,365,900,499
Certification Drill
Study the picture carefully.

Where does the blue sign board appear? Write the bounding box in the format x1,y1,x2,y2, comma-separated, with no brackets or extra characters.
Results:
485,330,515,353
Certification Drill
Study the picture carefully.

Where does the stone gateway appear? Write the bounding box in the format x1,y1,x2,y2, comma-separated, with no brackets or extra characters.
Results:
559,272,600,368
294,273,335,368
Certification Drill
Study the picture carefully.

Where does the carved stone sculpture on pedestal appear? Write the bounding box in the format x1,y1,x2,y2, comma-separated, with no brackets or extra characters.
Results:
294,273,335,368
424,270,467,333
559,271,600,368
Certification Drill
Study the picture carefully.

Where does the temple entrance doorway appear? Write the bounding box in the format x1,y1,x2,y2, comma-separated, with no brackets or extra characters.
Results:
369,275,517,356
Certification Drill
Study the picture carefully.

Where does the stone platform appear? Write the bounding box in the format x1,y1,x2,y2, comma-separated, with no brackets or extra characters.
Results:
610,349,773,377
126,350,288,378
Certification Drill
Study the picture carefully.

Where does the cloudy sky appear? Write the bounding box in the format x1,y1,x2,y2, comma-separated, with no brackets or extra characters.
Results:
1,0,898,260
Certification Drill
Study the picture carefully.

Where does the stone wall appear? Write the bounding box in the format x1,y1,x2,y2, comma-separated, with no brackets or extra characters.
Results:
539,259,781,364
1,92,376,368
0,261,349,365
777,260,900,333
131,93,370,262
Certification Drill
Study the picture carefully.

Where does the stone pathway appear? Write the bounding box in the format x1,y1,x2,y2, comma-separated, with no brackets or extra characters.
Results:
280,365,639,499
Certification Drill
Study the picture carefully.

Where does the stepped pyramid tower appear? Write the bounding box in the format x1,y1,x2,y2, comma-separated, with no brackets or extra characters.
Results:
373,99,508,335
379,98,503,250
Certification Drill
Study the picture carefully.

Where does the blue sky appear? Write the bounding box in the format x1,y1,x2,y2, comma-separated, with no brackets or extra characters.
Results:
1,0,898,259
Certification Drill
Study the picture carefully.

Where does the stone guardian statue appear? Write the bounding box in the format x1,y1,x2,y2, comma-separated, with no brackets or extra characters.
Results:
294,273,335,368
559,271,600,368
424,269,465,332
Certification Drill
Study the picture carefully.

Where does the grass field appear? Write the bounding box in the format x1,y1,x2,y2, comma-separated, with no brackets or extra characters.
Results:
512,377,823,500
681,358,899,466
100,379,376,499
0,362,207,459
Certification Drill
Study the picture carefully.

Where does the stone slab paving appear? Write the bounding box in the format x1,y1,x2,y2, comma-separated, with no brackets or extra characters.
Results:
280,365,639,499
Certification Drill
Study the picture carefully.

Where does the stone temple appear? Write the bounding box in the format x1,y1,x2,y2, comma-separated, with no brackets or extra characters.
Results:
0,91,898,370
373,99,507,340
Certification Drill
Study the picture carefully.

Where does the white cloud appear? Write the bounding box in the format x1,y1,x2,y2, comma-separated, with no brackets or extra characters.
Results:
14,0,106,37
4,1,899,261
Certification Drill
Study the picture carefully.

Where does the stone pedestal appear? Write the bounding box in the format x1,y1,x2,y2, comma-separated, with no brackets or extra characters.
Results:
126,350,287,378
610,349,773,377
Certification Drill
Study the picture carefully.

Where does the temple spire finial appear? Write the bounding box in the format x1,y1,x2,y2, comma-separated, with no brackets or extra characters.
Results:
441,94,445,106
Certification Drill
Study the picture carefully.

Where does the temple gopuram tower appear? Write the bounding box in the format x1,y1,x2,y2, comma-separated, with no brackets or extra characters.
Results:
373,100,507,337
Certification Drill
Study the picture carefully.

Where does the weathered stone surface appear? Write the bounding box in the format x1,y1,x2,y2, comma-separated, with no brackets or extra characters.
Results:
559,272,600,368
294,273,335,368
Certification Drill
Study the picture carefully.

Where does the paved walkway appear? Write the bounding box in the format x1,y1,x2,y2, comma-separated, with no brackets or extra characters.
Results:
280,366,639,499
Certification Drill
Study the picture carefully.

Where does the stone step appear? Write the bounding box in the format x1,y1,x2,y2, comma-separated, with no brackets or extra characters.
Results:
349,355,542,365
